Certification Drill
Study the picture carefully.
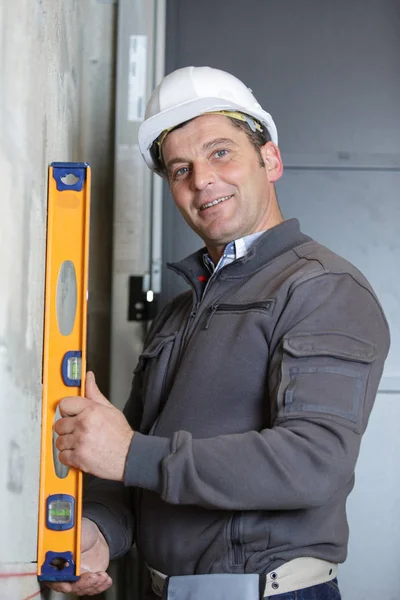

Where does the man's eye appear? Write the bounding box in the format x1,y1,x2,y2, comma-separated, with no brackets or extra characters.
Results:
214,149,228,159
173,166,189,179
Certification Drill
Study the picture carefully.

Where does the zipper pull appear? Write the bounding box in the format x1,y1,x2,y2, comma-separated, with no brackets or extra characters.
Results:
204,304,219,330
189,302,200,320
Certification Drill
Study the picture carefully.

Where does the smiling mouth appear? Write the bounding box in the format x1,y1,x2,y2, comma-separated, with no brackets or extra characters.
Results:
199,194,233,211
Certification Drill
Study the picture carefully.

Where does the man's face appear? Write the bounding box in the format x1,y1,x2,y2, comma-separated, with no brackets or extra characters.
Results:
162,114,283,258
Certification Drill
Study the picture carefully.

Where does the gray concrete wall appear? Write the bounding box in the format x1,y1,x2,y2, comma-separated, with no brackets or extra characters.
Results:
0,0,116,597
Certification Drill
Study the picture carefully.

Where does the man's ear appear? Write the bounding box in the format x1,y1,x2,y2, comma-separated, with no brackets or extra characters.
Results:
261,141,284,182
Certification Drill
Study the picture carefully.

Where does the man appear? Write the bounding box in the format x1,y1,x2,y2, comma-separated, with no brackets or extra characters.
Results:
48,67,390,599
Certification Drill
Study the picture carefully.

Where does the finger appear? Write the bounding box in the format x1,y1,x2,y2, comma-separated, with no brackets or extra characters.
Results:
56,433,75,452
80,577,113,596
54,415,75,435
58,448,78,468
71,571,112,596
85,371,112,407
59,395,90,417
44,572,112,595
91,575,113,595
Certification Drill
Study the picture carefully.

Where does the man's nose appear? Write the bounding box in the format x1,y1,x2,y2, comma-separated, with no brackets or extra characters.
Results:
190,161,216,191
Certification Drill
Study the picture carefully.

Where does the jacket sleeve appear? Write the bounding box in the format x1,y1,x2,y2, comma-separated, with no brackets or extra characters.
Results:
123,272,390,511
82,477,135,559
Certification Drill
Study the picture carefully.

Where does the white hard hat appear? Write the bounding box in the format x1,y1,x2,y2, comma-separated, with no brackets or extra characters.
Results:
138,66,278,173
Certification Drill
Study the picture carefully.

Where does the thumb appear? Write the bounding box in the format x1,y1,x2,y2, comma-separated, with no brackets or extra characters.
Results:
85,371,111,407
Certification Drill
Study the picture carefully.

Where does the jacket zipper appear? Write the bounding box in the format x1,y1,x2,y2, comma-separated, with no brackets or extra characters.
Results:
205,300,274,330
175,302,200,367
216,301,273,311
231,512,243,565
168,265,272,375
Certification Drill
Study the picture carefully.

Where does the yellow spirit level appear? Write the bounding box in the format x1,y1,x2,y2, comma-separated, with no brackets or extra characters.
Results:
37,162,91,582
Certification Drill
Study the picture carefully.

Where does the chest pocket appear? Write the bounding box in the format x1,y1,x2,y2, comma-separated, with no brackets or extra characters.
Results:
204,300,275,329
134,332,177,433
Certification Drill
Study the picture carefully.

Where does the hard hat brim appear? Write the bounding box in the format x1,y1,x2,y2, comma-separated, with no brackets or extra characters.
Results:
138,97,278,172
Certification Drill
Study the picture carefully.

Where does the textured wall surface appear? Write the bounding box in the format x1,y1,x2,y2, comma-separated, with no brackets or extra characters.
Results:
0,0,116,597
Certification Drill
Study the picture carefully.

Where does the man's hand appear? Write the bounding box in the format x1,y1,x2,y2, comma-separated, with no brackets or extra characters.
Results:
45,517,112,596
55,371,134,480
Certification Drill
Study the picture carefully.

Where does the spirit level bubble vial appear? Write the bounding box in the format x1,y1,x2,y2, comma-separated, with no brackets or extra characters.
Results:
47,494,75,530
37,162,91,582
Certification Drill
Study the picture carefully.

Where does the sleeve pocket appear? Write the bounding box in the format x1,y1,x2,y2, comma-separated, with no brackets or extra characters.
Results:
277,331,378,432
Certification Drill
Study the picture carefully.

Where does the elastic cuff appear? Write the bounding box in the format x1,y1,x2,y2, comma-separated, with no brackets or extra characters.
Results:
123,432,170,492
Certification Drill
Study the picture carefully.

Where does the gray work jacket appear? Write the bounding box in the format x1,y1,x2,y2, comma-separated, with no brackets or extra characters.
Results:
84,219,390,576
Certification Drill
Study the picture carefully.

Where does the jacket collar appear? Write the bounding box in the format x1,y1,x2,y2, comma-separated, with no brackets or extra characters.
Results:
167,219,311,292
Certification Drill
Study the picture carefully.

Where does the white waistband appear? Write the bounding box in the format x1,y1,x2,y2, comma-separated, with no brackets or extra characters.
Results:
148,557,338,597
262,557,337,596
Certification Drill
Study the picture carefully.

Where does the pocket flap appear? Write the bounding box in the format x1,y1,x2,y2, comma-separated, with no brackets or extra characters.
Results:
283,332,377,363
134,332,177,373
